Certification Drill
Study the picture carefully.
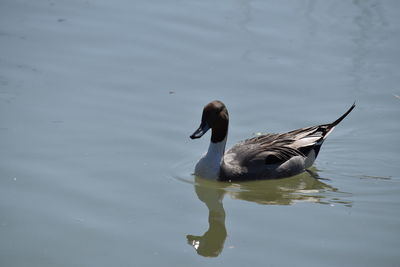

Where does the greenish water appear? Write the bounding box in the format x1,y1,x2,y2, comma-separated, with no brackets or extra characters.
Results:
1,0,399,266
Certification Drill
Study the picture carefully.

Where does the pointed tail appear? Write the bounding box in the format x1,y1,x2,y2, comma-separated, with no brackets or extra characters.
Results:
331,102,356,127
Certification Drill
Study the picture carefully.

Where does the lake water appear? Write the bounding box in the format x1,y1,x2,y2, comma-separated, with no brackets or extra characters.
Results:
1,0,399,266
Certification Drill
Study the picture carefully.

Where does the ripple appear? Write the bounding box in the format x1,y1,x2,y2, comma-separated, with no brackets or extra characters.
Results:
171,157,353,206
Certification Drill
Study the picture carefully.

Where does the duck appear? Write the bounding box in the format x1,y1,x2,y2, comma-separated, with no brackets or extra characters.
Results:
190,100,355,181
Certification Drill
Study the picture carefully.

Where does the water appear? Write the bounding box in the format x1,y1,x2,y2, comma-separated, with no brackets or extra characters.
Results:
1,0,399,266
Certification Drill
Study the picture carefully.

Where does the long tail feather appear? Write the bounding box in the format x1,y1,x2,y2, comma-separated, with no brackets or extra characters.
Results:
321,102,355,141
331,102,356,127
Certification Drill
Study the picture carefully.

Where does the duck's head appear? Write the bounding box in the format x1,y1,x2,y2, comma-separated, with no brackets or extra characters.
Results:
190,100,229,143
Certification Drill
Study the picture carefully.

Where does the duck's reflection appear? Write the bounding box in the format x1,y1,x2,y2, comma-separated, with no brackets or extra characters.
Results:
187,169,351,257
187,178,227,257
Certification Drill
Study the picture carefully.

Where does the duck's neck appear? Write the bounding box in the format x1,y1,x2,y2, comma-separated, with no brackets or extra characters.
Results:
208,115,228,160
206,137,227,163
195,137,227,180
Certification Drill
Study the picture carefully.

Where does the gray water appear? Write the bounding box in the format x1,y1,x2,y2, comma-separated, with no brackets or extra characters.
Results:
1,0,400,266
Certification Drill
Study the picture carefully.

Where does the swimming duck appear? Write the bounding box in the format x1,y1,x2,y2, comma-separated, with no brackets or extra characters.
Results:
190,100,355,181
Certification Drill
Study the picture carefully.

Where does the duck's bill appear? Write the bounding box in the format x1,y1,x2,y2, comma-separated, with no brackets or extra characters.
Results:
190,122,210,139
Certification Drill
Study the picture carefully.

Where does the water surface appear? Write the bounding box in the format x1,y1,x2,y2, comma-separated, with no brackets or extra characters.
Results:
1,0,400,266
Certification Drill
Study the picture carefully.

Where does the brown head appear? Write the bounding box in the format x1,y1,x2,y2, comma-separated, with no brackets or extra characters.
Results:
190,100,229,143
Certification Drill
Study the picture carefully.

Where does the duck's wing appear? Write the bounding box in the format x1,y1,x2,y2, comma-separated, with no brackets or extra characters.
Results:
221,125,329,182
220,130,312,180
228,102,356,166
228,125,325,166
221,103,355,180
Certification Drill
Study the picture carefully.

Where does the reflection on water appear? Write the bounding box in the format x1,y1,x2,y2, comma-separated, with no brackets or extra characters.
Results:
187,169,352,257
187,181,226,257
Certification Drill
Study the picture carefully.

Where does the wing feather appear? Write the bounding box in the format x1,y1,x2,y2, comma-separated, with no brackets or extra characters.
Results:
226,125,331,166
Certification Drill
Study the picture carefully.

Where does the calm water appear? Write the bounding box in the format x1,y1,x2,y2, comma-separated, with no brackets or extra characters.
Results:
1,0,400,266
